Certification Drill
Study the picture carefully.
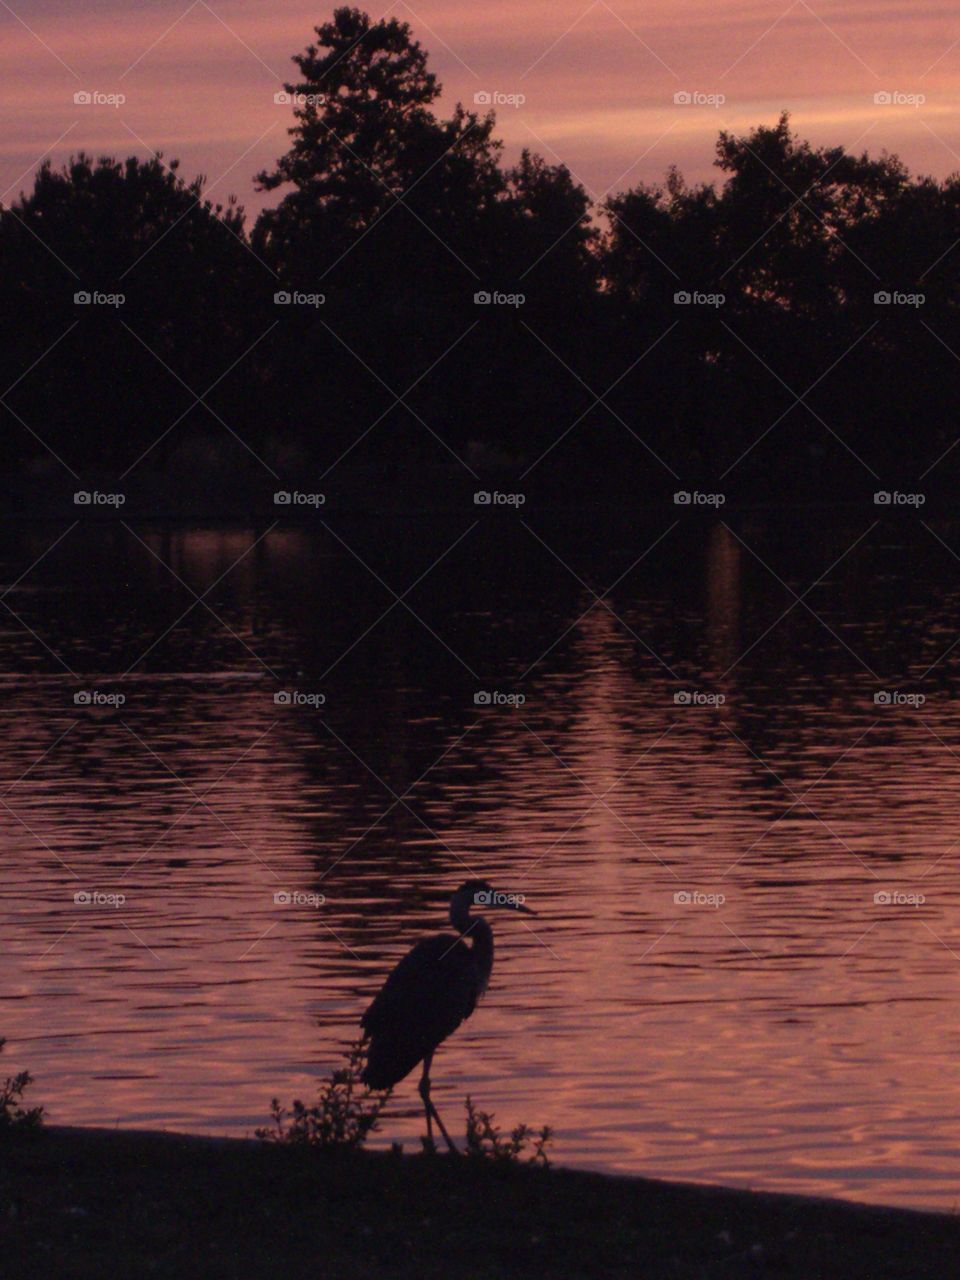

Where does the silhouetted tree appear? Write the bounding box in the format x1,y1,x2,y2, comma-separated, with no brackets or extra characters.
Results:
0,153,251,476
254,7,504,286
3,9,960,504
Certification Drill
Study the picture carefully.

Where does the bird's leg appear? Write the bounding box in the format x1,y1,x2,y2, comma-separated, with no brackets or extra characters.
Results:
419,1055,435,1152
418,1055,458,1155
427,1096,458,1156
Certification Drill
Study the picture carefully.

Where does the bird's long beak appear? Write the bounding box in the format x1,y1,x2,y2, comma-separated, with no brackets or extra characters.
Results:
500,897,535,916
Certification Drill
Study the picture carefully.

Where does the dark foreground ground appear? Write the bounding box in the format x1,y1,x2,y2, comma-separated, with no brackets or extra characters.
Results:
2,1127,958,1279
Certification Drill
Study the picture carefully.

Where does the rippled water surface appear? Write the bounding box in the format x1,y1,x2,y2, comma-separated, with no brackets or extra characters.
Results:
4,513,960,1210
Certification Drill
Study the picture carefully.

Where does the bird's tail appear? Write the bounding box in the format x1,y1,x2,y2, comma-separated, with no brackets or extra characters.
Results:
360,1061,389,1090
359,1029,422,1092
360,1039,398,1090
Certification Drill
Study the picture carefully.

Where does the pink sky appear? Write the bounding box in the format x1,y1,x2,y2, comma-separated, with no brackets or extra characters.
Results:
3,0,960,219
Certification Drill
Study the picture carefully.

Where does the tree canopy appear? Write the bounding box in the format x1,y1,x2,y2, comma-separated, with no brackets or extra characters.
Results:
2,9,958,505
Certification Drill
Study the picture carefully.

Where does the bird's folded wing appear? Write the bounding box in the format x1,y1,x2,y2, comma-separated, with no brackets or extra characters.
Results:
362,933,478,1047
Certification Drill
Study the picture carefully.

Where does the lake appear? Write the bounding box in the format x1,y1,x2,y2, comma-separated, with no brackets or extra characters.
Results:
3,510,960,1211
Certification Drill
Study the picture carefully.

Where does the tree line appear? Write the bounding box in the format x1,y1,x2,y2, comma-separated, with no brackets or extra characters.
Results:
2,6,957,505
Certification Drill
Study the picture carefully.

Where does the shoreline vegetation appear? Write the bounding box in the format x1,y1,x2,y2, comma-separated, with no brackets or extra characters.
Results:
3,1124,959,1279
3,6,959,509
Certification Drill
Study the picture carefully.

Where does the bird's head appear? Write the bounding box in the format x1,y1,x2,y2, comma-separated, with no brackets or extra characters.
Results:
449,879,535,929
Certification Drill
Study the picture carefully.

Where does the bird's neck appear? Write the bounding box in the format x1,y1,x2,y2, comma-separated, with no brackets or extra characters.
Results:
452,911,494,987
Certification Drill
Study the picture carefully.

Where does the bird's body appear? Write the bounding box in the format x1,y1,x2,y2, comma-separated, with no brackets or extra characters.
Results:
361,927,490,1089
359,879,532,1151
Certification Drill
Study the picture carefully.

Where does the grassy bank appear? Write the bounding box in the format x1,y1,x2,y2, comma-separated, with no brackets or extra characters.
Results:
2,1126,957,1279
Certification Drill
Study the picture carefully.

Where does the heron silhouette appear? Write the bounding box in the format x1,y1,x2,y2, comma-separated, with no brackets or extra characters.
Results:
360,879,534,1152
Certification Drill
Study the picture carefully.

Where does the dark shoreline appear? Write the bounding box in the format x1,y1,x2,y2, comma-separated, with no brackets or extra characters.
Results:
0,496,943,522
4,1125,959,1278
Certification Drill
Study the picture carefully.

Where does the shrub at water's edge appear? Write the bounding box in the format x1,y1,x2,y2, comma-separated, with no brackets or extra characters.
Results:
464,1095,553,1166
256,1040,389,1149
0,1038,43,1133
257,1040,554,1163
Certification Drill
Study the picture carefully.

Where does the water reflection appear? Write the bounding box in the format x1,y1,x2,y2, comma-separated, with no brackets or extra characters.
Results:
2,515,960,1209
